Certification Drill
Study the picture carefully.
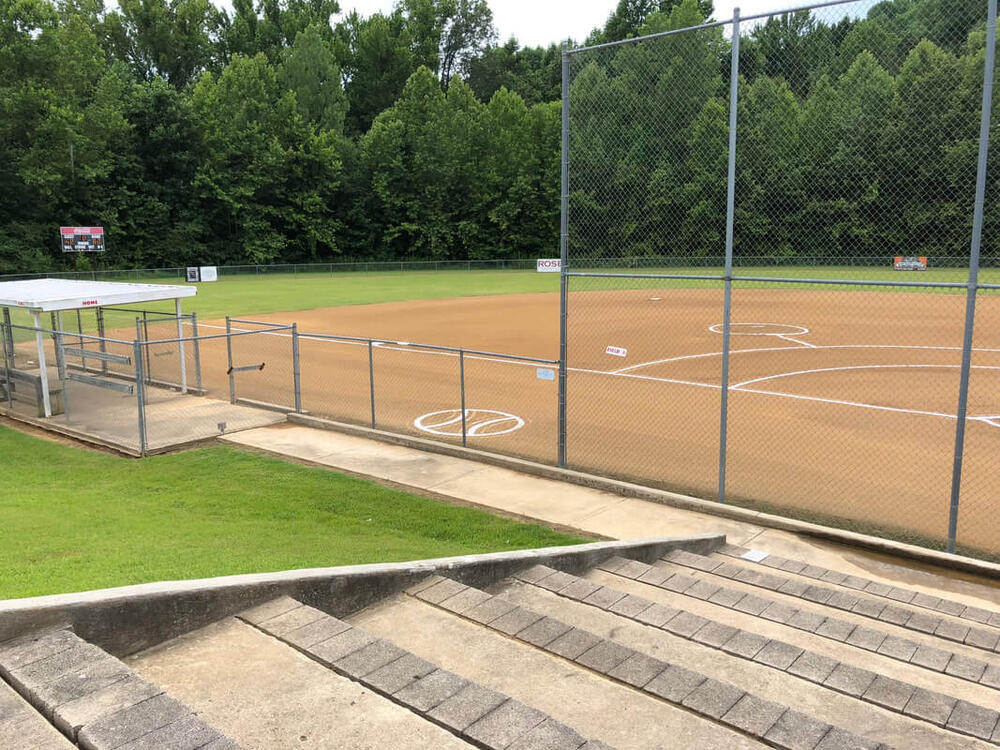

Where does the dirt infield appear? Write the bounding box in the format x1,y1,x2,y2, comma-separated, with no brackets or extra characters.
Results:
123,287,1000,554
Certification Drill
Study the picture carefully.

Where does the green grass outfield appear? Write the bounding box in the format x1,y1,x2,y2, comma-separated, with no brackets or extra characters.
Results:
9,264,999,333
0,424,585,599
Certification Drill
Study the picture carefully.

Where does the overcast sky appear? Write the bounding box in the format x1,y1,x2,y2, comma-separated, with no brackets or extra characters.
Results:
337,0,828,48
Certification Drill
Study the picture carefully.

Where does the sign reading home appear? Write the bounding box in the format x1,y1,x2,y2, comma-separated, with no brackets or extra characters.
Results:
536,258,562,273
605,345,628,358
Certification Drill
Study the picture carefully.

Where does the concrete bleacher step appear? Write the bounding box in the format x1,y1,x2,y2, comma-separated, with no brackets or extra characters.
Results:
0,626,239,749
519,560,1000,746
659,548,1000,658
397,574,901,750
236,595,608,750
715,543,1000,629
1,678,74,749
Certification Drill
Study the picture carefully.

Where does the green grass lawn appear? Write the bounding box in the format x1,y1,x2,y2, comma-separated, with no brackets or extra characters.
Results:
0,424,586,599
9,264,998,336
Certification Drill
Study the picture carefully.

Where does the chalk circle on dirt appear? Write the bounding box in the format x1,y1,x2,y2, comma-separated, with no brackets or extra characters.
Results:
708,322,809,337
414,409,525,437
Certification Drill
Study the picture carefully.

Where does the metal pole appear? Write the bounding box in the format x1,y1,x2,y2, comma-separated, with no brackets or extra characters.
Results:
226,316,235,404
32,311,52,417
142,311,150,386
51,312,64,376
718,8,741,504
134,339,147,455
76,309,86,373
368,339,376,429
96,308,108,376
56,330,69,421
947,0,997,554
557,45,571,468
292,323,302,413
2,308,12,371
460,349,467,447
192,312,202,393
1,316,12,408
175,298,187,393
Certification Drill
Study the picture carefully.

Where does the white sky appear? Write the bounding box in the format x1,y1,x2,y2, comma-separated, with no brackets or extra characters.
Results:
337,0,826,48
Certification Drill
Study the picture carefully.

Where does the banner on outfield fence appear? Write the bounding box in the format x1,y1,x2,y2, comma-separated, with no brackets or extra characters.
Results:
893,256,928,271
186,266,218,282
536,258,562,273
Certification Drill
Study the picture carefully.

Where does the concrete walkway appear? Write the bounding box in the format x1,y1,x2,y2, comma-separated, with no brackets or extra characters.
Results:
221,425,1000,610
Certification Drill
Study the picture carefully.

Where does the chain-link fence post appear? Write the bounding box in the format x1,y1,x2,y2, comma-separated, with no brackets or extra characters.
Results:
96,308,108,376
717,7,741,504
56,330,69,422
947,0,997,554
460,348,467,447
2,308,12,371
368,339,376,428
558,45,571,468
292,322,302,413
76,309,86,373
191,312,202,393
134,339,147,456
226,316,235,404
1,317,12,408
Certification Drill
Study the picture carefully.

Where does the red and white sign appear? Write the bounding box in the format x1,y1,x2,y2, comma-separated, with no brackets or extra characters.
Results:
59,226,105,253
605,345,628,358
536,258,562,273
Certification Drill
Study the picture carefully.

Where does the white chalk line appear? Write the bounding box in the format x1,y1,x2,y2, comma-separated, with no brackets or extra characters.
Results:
732,363,1000,389
198,322,1000,428
613,343,1000,374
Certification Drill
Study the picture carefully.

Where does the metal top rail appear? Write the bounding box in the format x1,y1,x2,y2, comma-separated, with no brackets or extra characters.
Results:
567,0,867,55
138,326,293,347
301,331,559,365
5,322,133,345
567,271,974,290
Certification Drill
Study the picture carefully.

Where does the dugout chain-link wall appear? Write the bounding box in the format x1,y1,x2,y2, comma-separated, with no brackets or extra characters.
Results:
559,0,1000,557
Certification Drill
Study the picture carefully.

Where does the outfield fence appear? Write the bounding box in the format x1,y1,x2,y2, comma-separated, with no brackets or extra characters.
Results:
8,254,1000,284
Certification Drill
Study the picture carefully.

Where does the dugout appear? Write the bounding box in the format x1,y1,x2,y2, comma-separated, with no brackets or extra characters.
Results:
0,278,197,417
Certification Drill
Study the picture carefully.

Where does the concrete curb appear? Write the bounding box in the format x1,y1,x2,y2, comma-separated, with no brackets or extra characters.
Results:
288,413,1000,580
0,536,723,659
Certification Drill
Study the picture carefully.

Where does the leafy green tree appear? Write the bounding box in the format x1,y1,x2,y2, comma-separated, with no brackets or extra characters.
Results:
101,0,223,86
279,23,347,133
438,0,495,90
192,54,343,263
335,11,415,136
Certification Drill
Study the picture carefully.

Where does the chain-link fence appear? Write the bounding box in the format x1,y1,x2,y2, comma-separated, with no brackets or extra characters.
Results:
559,0,1000,558
2,0,998,562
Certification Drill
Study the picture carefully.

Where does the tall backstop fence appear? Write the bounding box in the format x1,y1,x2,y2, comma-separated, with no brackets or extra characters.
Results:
559,0,1000,557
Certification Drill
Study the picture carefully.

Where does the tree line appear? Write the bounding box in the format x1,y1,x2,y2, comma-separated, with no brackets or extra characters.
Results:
0,0,994,273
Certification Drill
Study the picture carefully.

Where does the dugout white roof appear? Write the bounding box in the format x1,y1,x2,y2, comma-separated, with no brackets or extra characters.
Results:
0,278,196,312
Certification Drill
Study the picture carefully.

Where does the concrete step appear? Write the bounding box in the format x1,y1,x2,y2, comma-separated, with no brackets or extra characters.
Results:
1,678,74,749
661,548,1000,657
352,587,766,749
125,614,477,750
238,596,608,750
396,574,902,750
519,559,1000,747
715,543,1000,630
0,626,239,749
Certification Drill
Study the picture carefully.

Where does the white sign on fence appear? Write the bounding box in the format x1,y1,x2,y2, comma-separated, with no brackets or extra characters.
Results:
536,367,556,381
605,345,628,358
199,266,218,282
536,258,562,273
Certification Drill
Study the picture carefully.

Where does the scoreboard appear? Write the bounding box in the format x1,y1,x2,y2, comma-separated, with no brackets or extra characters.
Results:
60,227,105,253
